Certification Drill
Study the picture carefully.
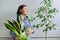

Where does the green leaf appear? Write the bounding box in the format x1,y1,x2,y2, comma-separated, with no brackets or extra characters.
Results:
12,19,21,30
31,17,35,20
48,27,52,30
36,24,39,28
47,15,54,18
45,28,48,32
26,16,34,22
52,24,56,30
33,18,35,20
43,28,48,32
17,15,22,30
37,6,46,14
40,23,44,27
33,25,35,27
43,0,47,4
7,20,21,34
41,16,46,22
48,0,51,2
4,23,19,35
48,8,57,14
43,30,45,32
7,20,15,27
33,24,39,28
39,14,44,18
26,16,28,18
17,15,22,24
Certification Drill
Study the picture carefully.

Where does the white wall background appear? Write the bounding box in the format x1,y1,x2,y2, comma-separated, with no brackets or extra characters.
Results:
0,0,60,40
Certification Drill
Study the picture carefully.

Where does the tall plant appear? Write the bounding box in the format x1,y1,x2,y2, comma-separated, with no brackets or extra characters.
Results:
4,15,28,40
35,0,58,40
26,0,58,40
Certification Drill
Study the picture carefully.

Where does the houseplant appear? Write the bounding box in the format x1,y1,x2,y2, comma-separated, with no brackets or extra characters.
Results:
4,15,28,40
34,0,58,40
26,0,58,40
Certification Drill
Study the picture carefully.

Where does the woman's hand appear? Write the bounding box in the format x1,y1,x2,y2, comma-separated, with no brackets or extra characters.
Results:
26,28,34,35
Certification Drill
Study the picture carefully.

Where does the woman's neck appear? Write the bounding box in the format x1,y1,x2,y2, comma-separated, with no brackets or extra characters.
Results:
21,14,26,20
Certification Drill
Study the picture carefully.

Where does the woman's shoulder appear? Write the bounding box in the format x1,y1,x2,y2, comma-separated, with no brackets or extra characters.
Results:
12,16,17,21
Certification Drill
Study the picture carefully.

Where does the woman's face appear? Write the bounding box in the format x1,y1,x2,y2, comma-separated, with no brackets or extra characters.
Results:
20,6,28,15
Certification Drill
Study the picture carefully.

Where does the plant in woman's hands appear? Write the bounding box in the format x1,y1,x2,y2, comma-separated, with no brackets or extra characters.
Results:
4,15,28,40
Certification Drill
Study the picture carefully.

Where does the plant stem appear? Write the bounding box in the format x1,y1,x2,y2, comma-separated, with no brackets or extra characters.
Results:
45,31,47,40
45,3,48,40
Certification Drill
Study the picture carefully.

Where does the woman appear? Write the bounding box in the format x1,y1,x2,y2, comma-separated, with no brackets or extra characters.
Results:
10,5,34,40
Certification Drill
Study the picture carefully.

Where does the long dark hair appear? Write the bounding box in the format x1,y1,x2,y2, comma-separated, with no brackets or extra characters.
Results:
17,5,27,15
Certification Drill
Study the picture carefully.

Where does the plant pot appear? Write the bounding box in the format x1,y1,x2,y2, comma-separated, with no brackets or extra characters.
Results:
15,32,28,40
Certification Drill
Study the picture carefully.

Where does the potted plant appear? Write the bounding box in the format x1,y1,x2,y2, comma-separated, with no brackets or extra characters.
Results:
28,0,58,40
4,15,28,40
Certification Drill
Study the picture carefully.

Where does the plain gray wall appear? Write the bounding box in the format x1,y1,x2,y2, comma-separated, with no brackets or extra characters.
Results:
0,0,60,40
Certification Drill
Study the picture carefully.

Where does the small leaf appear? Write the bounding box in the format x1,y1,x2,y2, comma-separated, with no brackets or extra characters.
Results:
45,28,48,32
33,18,35,20
26,16,28,18
37,6,46,14
33,25,36,27
36,24,39,28
43,30,45,32
48,27,52,30
41,17,46,22
40,23,44,27
48,0,51,2
33,24,39,28
44,0,47,3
